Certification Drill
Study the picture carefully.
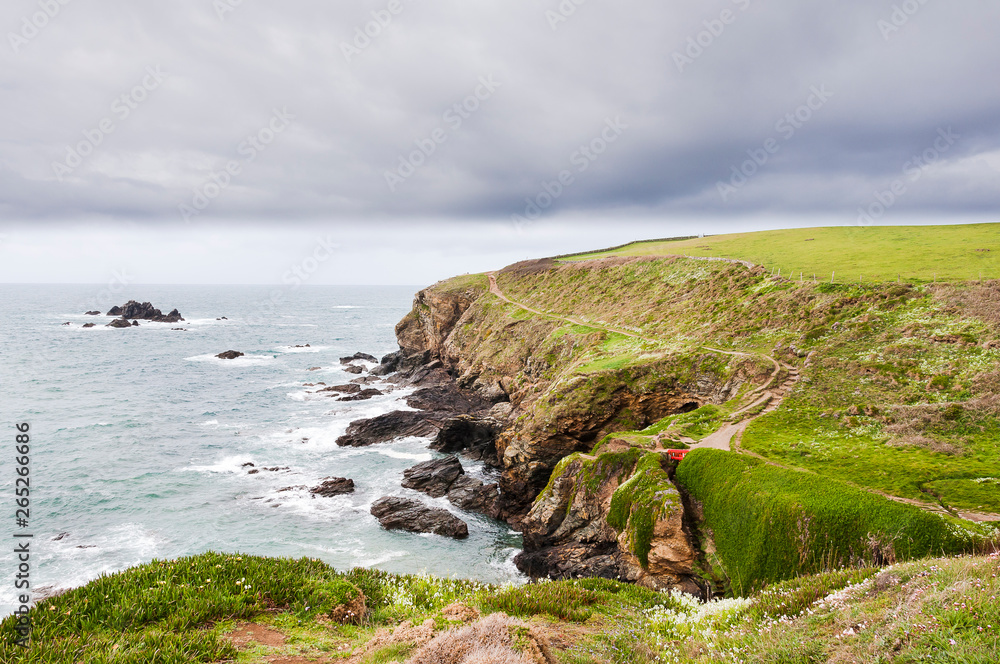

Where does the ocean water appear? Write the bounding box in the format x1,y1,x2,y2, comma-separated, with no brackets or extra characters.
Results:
0,285,524,617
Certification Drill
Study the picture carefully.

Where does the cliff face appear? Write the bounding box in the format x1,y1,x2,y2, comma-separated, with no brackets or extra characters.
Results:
515,448,704,594
391,271,744,521
383,252,1000,596
386,265,751,592
395,277,487,360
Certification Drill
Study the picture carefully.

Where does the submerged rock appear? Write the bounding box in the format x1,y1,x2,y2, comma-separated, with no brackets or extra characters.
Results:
216,350,244,360
85,311,100,315
337,388,383,402
370,496,468,539
318,383,361,394
344,365,365,375
341,352,378,364
82,323,95,328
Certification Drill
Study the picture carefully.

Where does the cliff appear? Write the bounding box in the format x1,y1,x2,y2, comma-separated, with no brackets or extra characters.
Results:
387,252,1000,594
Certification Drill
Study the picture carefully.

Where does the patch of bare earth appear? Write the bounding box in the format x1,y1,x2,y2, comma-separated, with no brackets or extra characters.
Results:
225,622,288,649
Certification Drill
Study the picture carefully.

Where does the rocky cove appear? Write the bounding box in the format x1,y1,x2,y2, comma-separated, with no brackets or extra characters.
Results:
337,261,765,596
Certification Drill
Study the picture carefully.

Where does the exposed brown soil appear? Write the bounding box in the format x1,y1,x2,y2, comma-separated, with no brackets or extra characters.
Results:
225,622,287,648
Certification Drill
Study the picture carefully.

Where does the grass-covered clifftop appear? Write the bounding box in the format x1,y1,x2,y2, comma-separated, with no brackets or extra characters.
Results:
481,251,1000,518
562,224,1000,283
5,551,998,663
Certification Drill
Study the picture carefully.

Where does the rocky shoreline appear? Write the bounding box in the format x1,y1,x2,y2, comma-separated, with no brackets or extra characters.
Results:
332,271,739,595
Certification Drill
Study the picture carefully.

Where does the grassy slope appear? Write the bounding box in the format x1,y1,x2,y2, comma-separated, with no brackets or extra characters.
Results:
4,551,998,663
496,254,1000,515
562,224,1000,283
676,449,996,595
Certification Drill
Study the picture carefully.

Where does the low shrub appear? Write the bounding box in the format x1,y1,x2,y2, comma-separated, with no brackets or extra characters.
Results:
478,582,600,622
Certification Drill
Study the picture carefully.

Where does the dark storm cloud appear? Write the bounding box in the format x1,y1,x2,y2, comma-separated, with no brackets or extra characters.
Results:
1,0,998,225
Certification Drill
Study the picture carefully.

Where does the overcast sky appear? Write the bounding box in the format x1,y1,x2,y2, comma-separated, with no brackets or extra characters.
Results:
1,0,997,284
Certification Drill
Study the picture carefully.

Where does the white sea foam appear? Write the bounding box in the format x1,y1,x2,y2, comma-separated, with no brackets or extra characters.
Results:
185,353,277,366
377,449,433,462
180,455,255,474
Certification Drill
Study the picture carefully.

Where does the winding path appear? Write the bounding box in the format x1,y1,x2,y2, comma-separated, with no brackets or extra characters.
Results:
486,271,1000,524
488,271,796,447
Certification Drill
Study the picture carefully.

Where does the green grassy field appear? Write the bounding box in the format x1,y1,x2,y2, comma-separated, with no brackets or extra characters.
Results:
563,224,1000,283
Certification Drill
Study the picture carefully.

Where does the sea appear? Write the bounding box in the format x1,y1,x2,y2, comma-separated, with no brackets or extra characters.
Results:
0,284,524,617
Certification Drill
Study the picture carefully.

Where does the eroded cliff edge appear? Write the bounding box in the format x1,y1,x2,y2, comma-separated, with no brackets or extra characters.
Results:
371,260,767,593
364,254,1000,594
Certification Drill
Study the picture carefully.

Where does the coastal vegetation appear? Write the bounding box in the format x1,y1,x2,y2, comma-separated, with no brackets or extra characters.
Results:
9,225,1000,661
562,223,1000,283
4,550,998,662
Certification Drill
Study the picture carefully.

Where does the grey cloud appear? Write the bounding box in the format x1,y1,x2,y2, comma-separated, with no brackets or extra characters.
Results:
0,0,997,225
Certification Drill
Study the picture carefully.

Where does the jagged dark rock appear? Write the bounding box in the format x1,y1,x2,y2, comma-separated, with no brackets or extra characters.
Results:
82,323,95,328
344,365,365,375
370,497,468,539
216,350,244,360
62,322,70,325
405,384,487,415
401,456,465,498
106,301,184,323
336,411,440,447
400,456,501,518
446,475,501,519
85,311,100,315
310,477,355,497
341,352,378,364
337,388,383,402
318,384,361,394
432,415,502,464
351,376,382,385
107,318,132,328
